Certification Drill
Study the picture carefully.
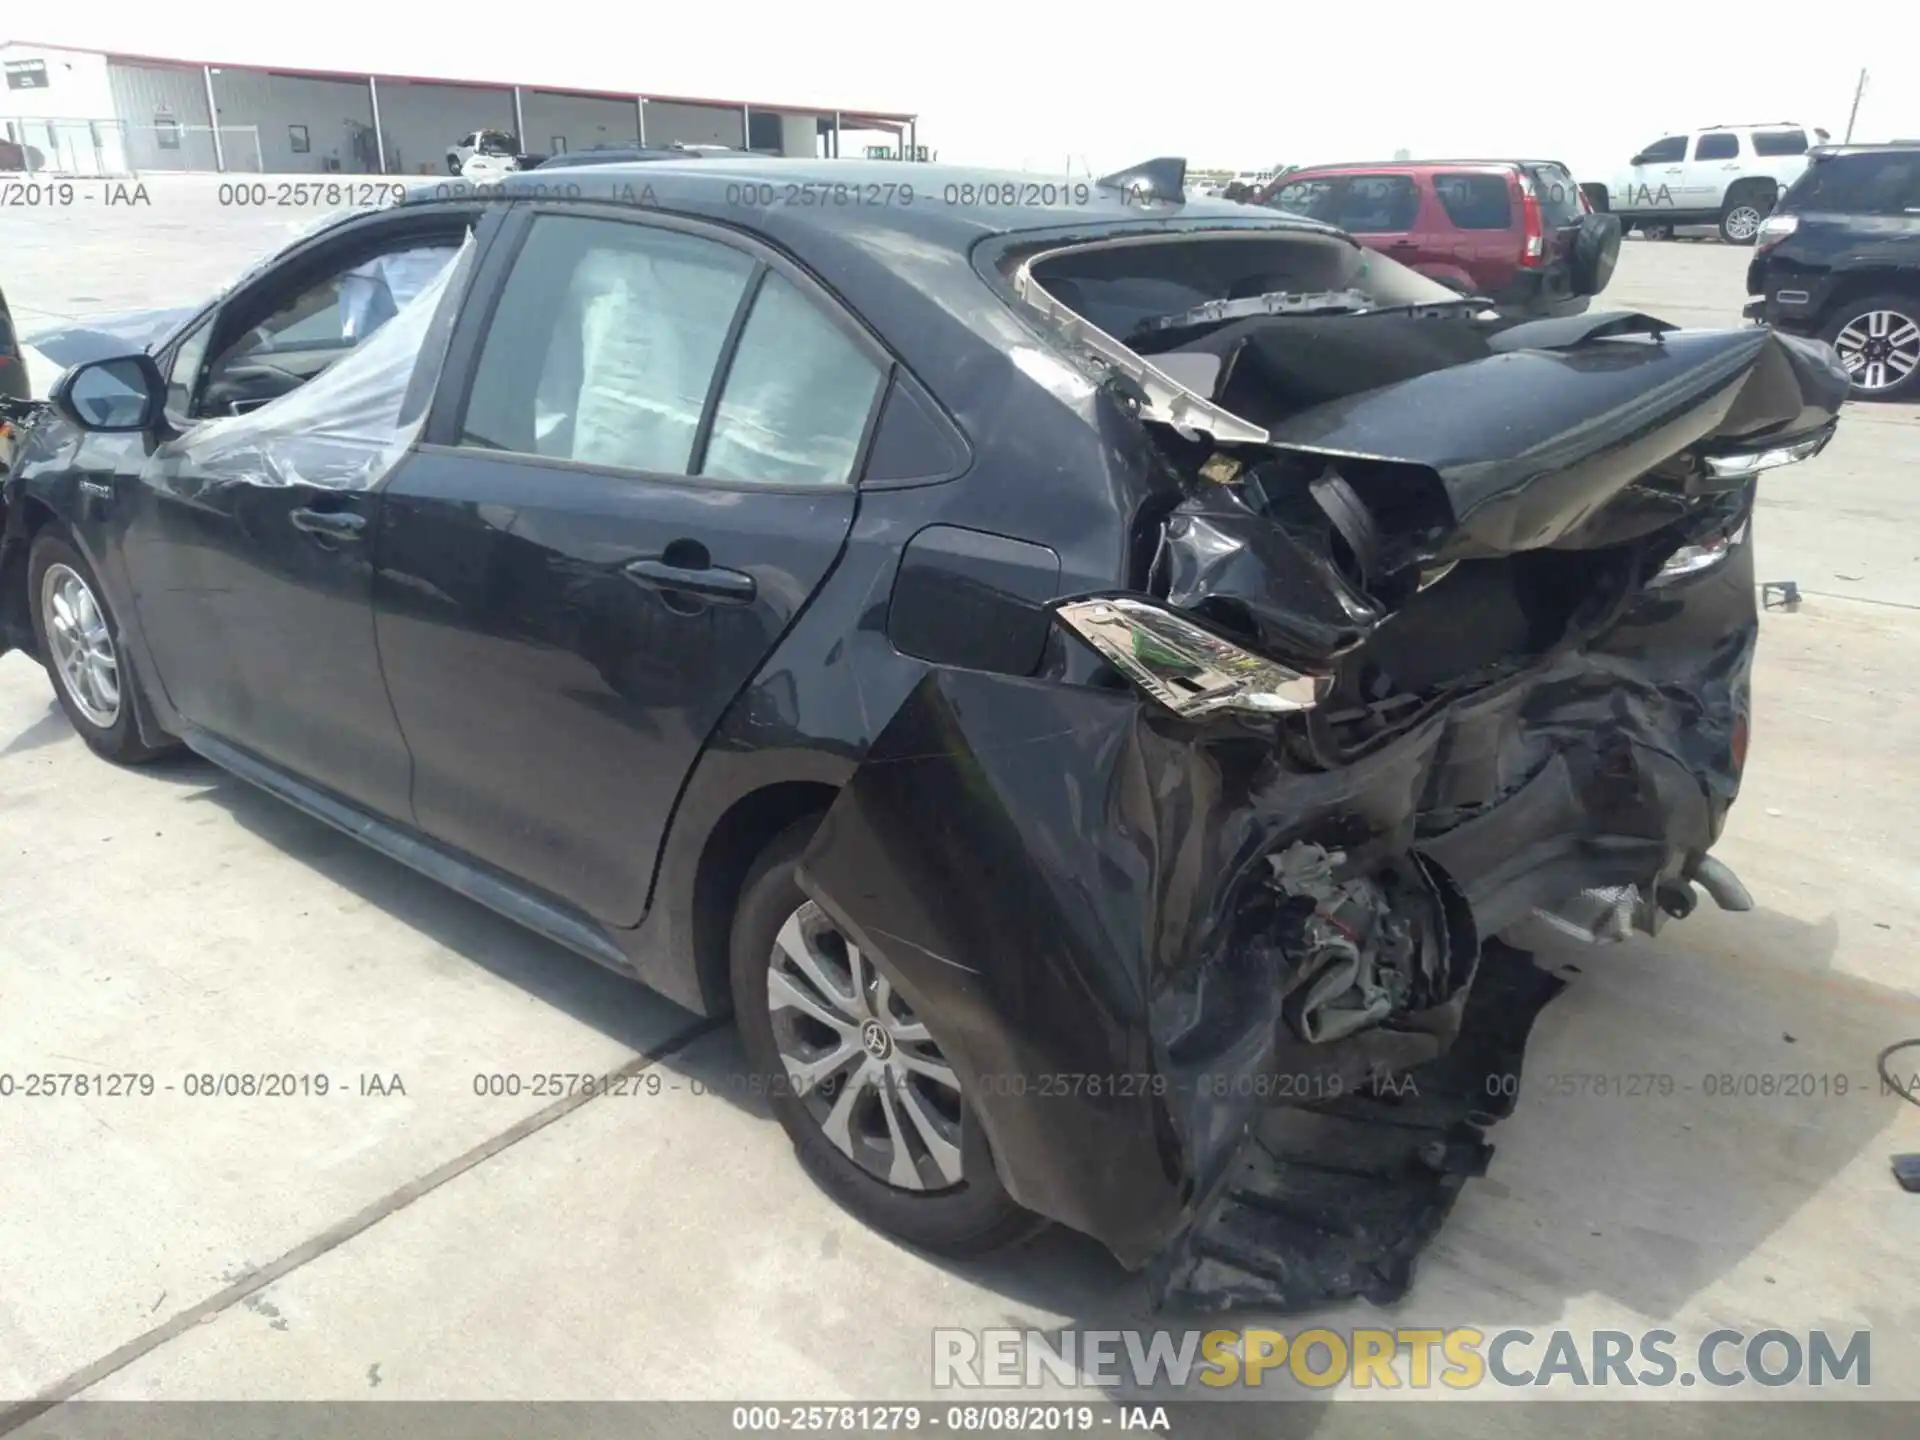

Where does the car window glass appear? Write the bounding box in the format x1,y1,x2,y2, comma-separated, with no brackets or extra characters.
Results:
1527,165,1584,226
166,313,214,414
1331,176,1417,233
459,213,755,472
1752,130,1808,157
1789,153,1920,215
1637,137,1687,164
196,243,459,417
1695,132,1739,161
1433,173,1512,230
699,272,882,486
1265,177,1342,223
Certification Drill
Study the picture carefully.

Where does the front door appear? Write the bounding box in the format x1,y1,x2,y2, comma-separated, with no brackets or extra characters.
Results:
374,205,887,926
118,209,478,821
1622,134,1688,215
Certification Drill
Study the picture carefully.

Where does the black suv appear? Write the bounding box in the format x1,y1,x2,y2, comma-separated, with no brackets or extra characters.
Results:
0,283,31,474
1745,143,1920,399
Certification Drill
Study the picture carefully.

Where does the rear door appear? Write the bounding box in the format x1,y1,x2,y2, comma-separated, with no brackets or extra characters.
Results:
1685,130,1742,210
1431,169,1518,294
373,204,887,927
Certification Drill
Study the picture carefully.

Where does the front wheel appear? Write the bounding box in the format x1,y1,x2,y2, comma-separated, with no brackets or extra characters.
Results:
730,817,1043,1257
1821,294,1920,400
27,532,176,763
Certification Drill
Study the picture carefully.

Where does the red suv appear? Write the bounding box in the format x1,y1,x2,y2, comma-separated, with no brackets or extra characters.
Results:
1251,160,1621,317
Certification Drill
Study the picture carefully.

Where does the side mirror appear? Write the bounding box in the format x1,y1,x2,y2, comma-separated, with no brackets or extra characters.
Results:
52,353,166,433
1630,153,1650,166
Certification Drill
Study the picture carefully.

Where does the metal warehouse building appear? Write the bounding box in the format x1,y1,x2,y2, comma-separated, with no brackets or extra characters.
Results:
0,40,920,177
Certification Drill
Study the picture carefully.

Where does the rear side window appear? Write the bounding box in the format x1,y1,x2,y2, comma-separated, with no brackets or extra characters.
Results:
460,214,756,471
458,213,882,485
1434,173,1513,230
1694,132,1740,161
1331,176,1418,233
1783,152,1920,216
1752,130,1808,156
700,272,884,486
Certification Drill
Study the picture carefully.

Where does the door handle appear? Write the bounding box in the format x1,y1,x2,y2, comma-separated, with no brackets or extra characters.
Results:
1387,239,1419,249
623,557,756,606
289,508,368,542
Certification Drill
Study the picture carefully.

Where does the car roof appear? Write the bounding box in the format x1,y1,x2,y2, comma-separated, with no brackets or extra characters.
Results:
1807,142,1920,158
409,157,1343,247
1279,159,1539,175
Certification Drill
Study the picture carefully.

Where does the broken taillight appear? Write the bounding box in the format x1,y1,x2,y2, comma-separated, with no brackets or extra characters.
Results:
1053,597,1321,719
1518,177,1546,267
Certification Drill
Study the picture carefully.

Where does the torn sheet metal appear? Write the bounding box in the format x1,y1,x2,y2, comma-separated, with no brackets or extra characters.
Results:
796,470,1767,1313
156,233,475,495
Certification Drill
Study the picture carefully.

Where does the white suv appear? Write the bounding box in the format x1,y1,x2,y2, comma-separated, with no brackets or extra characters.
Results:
1585,123,1829,245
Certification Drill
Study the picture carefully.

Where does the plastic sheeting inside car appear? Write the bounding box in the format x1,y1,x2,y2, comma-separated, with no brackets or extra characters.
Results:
162,230,476,494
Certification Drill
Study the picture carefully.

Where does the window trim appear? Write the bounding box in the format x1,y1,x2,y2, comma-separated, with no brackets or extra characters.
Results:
427,200,897,494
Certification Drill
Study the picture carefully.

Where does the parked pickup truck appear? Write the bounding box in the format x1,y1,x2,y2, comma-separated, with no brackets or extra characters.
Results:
1582,123,1828,245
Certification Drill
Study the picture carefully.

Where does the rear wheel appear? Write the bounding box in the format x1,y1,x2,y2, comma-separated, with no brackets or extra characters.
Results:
1820,294,1920,400
27,532,175,764
730,817,1043,1256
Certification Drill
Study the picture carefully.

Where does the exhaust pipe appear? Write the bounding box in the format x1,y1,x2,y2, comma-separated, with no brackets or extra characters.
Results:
1687,855,1753,913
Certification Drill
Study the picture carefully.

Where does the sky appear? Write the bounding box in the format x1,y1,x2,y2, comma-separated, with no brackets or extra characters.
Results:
7,1,1917,181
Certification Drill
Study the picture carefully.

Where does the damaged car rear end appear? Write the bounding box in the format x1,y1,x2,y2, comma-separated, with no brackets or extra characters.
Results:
782,182,1848,1310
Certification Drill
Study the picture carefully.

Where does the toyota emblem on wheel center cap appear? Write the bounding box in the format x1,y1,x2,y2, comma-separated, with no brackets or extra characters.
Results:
860,1019,894,1060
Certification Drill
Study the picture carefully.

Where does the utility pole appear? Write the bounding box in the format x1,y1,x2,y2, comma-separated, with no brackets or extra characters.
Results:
1844,68,1868,143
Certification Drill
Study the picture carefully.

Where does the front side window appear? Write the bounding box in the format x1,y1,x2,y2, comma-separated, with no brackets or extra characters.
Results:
195,243,460,417
1635,136,1687,164
1695,132,1740,161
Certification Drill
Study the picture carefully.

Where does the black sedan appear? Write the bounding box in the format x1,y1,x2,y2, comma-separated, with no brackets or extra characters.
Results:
0,157,1849,1309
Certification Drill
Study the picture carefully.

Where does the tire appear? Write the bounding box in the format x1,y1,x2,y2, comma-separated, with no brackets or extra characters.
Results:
27,532,175,764
446,154,463,175
1718,183,1775,246
1819,293,1920,401
730,816,1043,1257
1570,212,1623,296
1640,222,1674,241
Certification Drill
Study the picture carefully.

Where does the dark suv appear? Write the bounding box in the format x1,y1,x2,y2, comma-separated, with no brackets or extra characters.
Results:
1745,143,1920,399
1252,159,1620,316
0,283,30,474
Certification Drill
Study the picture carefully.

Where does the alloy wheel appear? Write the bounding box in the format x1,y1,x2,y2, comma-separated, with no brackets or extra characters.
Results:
41,563,121,728
1722,205,1764,242
1832,309,1920,394
766,901,966,1193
